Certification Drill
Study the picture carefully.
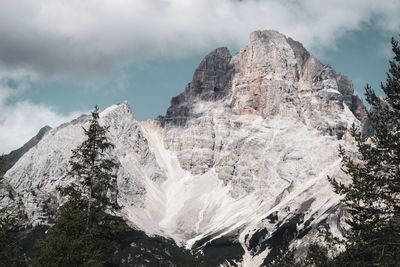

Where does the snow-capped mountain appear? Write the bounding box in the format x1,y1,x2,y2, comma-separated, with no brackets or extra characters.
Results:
4,30,365,266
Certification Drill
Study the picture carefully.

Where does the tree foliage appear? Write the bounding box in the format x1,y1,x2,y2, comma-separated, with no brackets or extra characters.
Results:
266,230,301,267
0,156,26,267
32,106,126,266
31,198,126,267
327,37,400,266
64,105,120,222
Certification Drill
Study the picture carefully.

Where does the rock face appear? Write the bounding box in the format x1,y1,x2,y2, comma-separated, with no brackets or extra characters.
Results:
4,30,365,266
164,47,233,126
161,30,359,181
2,125,52,173
164,30,357,136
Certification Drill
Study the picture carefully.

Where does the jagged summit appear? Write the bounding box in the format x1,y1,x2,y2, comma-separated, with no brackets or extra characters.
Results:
163,30,366,139
164,46,233,125
4,30,365,266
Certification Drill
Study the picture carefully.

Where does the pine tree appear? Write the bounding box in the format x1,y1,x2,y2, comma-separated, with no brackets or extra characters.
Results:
32,106,126,266
328,37,400,265
65,105,120,224
0,156,26,267
31,197,126,267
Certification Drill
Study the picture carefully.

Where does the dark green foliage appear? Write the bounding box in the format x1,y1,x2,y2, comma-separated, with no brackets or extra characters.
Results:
0,204,25,267
266,230,300,267
31,198,126,267
195,236,244,266
266,237,332,267
302,244,330,267
328,220,400,267
0,156,26,267
32,106,124,266
192,232,246,266
115,228,205,267
327,37,400,266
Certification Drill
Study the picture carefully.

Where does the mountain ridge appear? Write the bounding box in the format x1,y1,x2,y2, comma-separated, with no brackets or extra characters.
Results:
2,125,52,173
4,30,363,266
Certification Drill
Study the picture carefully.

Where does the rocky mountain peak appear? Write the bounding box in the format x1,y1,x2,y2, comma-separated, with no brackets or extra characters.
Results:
238,29,308,78
163,47,233,125
102,101,133,118
191,47,232,99
164,30,364,139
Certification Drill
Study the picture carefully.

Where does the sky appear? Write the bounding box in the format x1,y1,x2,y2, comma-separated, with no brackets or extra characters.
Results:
0,0,399,154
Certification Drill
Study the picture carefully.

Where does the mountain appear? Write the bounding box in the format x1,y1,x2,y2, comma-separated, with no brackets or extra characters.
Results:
4,30,365,266
2,125,52,173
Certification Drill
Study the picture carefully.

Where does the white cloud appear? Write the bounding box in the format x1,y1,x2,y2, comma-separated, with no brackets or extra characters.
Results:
0,78,84,154
0,0,399,79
